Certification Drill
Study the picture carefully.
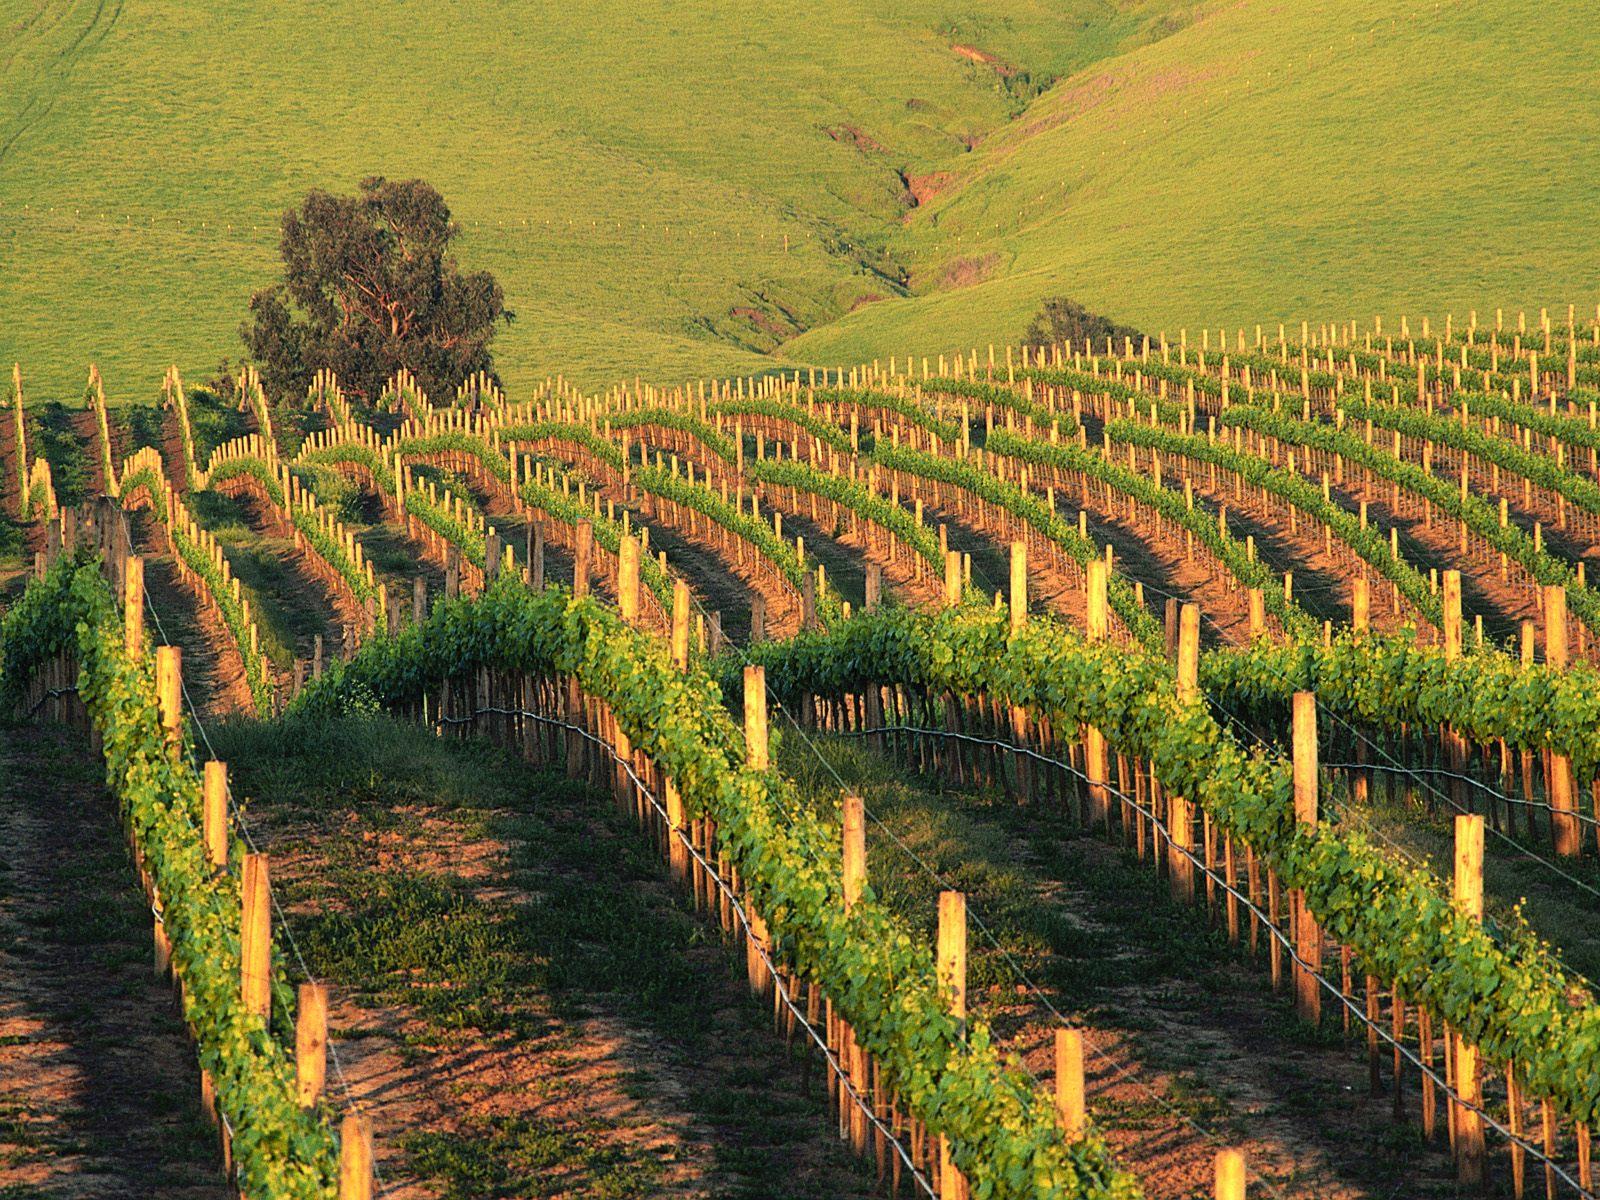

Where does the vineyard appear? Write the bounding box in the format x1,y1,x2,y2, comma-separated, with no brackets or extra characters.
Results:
10,307,1600,1200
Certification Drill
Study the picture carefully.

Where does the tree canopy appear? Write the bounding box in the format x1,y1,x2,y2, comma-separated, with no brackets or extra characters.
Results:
1023,297,1143,352
240,177,512,402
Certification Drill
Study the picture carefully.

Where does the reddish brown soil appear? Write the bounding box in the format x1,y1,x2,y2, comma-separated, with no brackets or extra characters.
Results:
128,509,255,722
249,773,879,1200
1182,474,1415,637
0,724,227,1198
1333,478,1542,645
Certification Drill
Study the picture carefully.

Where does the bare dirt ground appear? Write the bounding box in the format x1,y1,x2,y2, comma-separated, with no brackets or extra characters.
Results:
0,724,227,1199
787,736,1469,1200
235,726,881,1200
128,509,255,722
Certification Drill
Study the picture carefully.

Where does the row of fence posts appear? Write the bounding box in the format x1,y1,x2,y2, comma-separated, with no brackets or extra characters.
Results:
27,501,379,1199
940,543,1504,1189
578,532,1258,1197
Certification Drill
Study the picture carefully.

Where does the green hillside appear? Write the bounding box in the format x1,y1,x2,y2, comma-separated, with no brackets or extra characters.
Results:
0,0,1189,401
784,0,1600,363
4,0,1595,403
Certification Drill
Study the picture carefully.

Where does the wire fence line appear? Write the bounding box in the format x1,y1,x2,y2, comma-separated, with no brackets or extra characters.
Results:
820,715,1596,1197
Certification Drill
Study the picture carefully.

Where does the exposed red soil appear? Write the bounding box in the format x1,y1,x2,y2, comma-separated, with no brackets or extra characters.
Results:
127,509,256,722
0,724,228,1198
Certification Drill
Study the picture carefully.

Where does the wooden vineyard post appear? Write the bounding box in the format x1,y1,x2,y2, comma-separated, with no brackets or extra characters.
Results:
484,531,500,583
156,646,182,748
802,571,817,630
1544,590,1580,855
339,1113,373,1200
865,563,882,610
313,634,324,680
1055,1028,1085,1141
573,519,593,599
1009,541,1027,635
1544,585,1568,670
618,535,641,626
1085,558,1111,832
1215,1149,1247,1199
841,793,869,1157
240,853,272,1018
671,580,691,670
203,761,228,868
1170,604,1200,903
1453,814,1486,1188
1247,589,1264,639
943,550,962,607
937,891,967,1199
296,982,327,1108
744,666,768,771
1443,570,1462,658
413,575,426,624
666,780,688,882
750,594,767,642
531,525,546,589
445,546,460,600
842,794,866,912
1291,693,1321,1025
124,555,144,655
1352,576,1370,634
1086,560,1108,641
1085,725,1109,830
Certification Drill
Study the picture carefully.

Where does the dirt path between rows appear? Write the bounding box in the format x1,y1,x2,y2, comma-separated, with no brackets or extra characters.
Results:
0,724,226,1198
791,736,1468,1200
233,722,879,1200
128,509,255,722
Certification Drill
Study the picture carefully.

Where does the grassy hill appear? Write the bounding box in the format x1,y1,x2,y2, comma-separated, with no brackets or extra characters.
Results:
4,0,1595,403
0,0,1188,401
783,0,1600,363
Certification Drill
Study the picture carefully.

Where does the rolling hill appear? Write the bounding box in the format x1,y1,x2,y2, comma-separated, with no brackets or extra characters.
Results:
2,0,1596,403
0,0,1190,400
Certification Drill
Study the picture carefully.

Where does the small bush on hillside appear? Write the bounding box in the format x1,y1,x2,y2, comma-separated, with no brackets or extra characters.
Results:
1023,296,1144,352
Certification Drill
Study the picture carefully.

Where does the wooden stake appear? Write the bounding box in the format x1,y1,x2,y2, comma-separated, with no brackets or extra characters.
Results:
744,665,768,771
203,761,228,868
671,580,691,669
618,535,640,625
155,646,182,743
1551,752,1580,857
1291,693,1321,1024
1170,605,1200,902
338,1113,373,1200
1085,725,1109,829
937,891,966,1022
296,982,327,1108
1352,576,1370,634
1443,570,1462,659
240,853,272,1018
124,555,145,656
865,563,882,610
1009,541,1027,635
1086,560,1108,640
1055,1028,1086,1140
1453,814,1486,1187
943,551,961,607
1215,1148,1247,1199
574,519,593,599
843,794,866,912
1544,585,1568,669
